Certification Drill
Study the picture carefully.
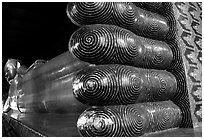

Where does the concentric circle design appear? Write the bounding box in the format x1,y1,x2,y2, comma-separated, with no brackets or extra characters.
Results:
131,8,169,41
72,64,177,106
140,101,182,133
69,24,173,70
161,3,193,128
67,2,169,40
68,1,193,132
112,3,136,29
147,70,177,102
77,106,123,137
8,2,193,131
72,65,118,105
67,2,112,26
77,101,182,137
120,105,147,136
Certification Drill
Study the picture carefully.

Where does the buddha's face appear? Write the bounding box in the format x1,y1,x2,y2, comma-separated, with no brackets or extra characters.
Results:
4,59,17,83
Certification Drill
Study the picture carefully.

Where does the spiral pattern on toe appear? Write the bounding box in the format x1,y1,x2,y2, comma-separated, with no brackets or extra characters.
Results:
67,2,169,40
112,3,136,28
140,101,182,132
69,24,173,70
72,65,118,105
120,105,147,136
146,70,177,102
77,107,123,137
68,1,193,132
72,64,177,106
77,101,182,137
131,9,169,40
67,2,112,26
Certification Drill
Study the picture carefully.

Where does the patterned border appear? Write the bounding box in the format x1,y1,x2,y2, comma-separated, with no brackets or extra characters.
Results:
173,2,202,128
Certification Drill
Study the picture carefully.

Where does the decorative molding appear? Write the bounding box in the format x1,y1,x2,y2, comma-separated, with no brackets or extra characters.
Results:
173,2,202,128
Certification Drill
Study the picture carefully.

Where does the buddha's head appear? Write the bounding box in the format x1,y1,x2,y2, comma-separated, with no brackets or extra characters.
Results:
4,59,20,84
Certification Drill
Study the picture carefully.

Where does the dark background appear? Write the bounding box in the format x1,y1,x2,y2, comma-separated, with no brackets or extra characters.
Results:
2,2,79,100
